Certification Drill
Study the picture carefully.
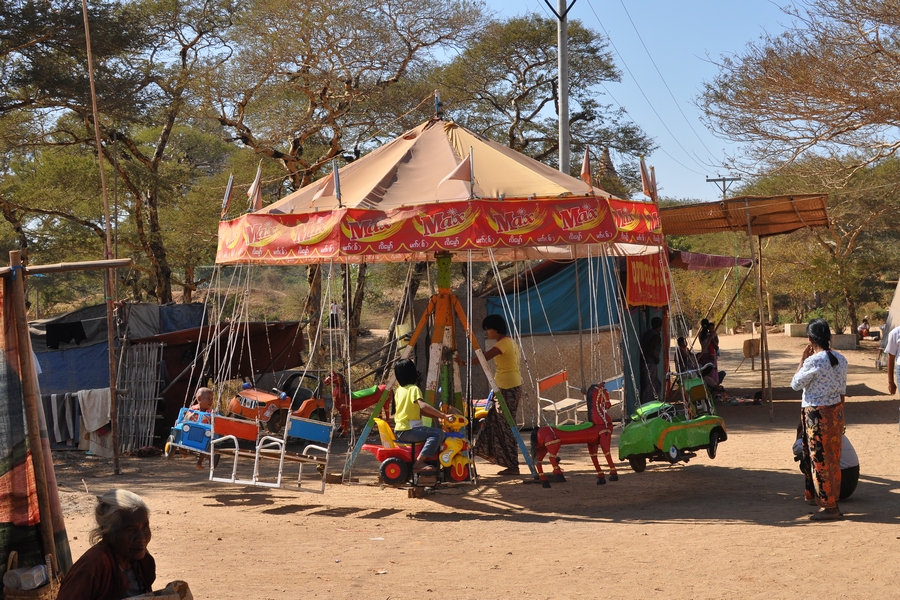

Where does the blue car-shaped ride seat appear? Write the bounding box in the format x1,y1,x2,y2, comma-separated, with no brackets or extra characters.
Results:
164,407,216,457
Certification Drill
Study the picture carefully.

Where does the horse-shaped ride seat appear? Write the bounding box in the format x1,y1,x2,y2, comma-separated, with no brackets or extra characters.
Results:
531,382,619,488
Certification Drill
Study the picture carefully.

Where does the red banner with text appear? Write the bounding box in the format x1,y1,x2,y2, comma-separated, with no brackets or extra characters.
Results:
216,196,663,264
625,253,669,307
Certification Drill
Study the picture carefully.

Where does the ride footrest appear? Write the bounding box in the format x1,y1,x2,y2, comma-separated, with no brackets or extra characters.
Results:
413,474,438,487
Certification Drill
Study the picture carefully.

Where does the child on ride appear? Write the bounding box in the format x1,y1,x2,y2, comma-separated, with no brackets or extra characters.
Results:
187,387,214,469
393,358,453,475
188,387,213,424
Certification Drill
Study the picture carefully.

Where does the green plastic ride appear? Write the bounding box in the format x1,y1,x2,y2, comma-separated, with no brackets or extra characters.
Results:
618,375,727,473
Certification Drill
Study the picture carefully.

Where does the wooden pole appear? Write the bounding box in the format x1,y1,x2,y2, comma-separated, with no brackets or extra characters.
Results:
81,0,120,474
573,252,586,392
744,200,773,420
0,258,131,278
9,251,57,565
759,236,774,419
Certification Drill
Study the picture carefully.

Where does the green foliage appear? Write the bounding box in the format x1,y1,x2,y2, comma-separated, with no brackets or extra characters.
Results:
435,14,654,182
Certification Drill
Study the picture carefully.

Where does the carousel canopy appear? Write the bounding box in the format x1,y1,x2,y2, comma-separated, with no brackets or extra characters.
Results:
264,119,599,213
217,118,663,265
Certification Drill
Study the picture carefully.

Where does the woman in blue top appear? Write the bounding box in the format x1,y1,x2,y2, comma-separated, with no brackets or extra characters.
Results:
790,318,848,521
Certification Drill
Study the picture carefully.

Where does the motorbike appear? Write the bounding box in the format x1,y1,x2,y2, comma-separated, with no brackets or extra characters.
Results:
362,414,472,489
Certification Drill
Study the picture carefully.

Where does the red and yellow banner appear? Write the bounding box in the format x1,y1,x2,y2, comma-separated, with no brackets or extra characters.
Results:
217,196,662,264
625,253,670,307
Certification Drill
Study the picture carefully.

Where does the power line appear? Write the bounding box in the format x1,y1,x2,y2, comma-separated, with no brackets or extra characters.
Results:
584,0,723,175
617,0,718,160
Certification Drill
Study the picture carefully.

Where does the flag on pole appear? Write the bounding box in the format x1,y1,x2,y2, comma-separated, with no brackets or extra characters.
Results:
331,160,343,207
639,155,656,201
439,153,472,189
580,147,593,189
220,173,234,218
312,170,335,201
247,160,263,211
650,166,658,202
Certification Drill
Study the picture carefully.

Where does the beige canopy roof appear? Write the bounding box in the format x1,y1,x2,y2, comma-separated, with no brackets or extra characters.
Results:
658,194,829,237
262,118,605,215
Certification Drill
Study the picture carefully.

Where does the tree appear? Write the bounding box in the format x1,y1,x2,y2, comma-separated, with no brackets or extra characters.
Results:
0,0,149,118
0,0,239,302
435,14,654,187
208,0,485,351
699,0,900,181
210,0,486,190
738,156,900,331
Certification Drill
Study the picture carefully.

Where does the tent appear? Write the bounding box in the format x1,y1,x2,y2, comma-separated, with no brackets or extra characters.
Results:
659,196,831,415
31,302,207,395
217,116,666,477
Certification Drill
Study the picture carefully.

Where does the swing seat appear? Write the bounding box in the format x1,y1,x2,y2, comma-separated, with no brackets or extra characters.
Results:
538,369,585,426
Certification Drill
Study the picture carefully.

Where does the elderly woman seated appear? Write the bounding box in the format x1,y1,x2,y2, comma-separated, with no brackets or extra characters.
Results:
56,489,155,599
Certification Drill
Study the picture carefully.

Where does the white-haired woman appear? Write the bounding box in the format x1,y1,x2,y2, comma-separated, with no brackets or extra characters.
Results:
57,489,155,599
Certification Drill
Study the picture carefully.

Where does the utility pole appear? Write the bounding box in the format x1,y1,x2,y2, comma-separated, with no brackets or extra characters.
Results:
544,0,578,174
706,175,741,200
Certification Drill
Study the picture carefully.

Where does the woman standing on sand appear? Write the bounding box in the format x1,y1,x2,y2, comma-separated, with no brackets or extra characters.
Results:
457,314,522,476
790,318,848,521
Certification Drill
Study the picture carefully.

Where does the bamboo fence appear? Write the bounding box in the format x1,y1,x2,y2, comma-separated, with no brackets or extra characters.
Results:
116,341,164,451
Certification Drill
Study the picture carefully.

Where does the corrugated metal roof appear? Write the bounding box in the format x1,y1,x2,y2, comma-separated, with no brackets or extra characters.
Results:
659,194,829,237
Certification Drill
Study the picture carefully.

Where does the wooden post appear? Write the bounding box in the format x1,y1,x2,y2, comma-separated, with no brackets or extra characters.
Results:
759,236,774,419
8,250,57,565
744,201,774,420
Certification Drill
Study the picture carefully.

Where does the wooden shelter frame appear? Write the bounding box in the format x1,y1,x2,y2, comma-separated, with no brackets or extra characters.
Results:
659,194,831,419
2,252,132,577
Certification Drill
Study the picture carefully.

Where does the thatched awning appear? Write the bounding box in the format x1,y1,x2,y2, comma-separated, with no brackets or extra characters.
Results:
659,194,829,237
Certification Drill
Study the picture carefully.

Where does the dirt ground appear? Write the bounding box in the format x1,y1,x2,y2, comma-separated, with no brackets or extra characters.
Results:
53,331,900,600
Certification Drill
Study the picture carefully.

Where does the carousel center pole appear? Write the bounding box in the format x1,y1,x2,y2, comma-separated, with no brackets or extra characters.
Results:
424,252,459,414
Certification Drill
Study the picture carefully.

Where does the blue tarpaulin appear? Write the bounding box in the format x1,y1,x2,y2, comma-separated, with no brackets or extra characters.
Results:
486,258,619,334
36,343,113,395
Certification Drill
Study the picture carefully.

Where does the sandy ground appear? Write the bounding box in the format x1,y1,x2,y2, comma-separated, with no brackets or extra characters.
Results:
53,332,900,600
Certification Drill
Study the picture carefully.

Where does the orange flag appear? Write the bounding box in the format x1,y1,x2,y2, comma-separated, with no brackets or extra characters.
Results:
639,156,656,201
220,173,234,218
580,147,592,189
312,171,335,200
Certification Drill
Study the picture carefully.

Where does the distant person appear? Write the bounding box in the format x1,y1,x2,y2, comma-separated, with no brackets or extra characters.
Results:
699,319,720,369
791,318,848,521
675,336,698,372
329,301,341,328
188,387,213,422
885,324,900,396
188,387,213,469
858,317,880,341
640,317,663,404
56,489,155,599
701,363,725,394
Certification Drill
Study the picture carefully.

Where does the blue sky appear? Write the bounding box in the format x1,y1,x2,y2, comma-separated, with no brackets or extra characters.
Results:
487,0,792,201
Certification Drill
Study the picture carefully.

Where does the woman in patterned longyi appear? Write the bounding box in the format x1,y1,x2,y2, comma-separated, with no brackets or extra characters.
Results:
458,314,523,476
790,318,848,521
